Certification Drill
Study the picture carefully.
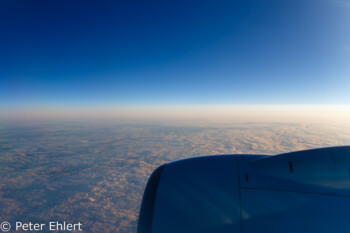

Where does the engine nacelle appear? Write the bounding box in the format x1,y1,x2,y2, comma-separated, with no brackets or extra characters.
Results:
138,146,350,233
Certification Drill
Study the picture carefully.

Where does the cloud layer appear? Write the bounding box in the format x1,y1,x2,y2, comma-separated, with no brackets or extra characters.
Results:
0,120,350,232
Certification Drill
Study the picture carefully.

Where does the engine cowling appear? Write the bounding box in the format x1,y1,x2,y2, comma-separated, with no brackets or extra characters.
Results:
138,146,350,233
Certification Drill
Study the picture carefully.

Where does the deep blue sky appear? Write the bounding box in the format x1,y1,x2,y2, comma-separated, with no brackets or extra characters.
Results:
1,0,349,106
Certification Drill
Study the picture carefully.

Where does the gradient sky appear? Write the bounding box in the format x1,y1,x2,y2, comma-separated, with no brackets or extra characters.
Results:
1,0,350,107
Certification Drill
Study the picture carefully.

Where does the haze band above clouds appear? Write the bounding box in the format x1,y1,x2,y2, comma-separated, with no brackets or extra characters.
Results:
1,105,350,126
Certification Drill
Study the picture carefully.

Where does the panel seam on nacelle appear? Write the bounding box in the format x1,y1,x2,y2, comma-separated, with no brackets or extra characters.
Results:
240,186,350,199
236,156,243,233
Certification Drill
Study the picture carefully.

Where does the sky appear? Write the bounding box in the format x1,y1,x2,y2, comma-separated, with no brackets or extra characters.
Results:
1,0,350,108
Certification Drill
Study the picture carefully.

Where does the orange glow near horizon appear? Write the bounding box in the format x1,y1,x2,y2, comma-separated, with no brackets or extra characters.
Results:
1,105,350,126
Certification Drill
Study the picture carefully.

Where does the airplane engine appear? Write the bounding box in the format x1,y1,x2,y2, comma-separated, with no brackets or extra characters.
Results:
138,146,350,233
